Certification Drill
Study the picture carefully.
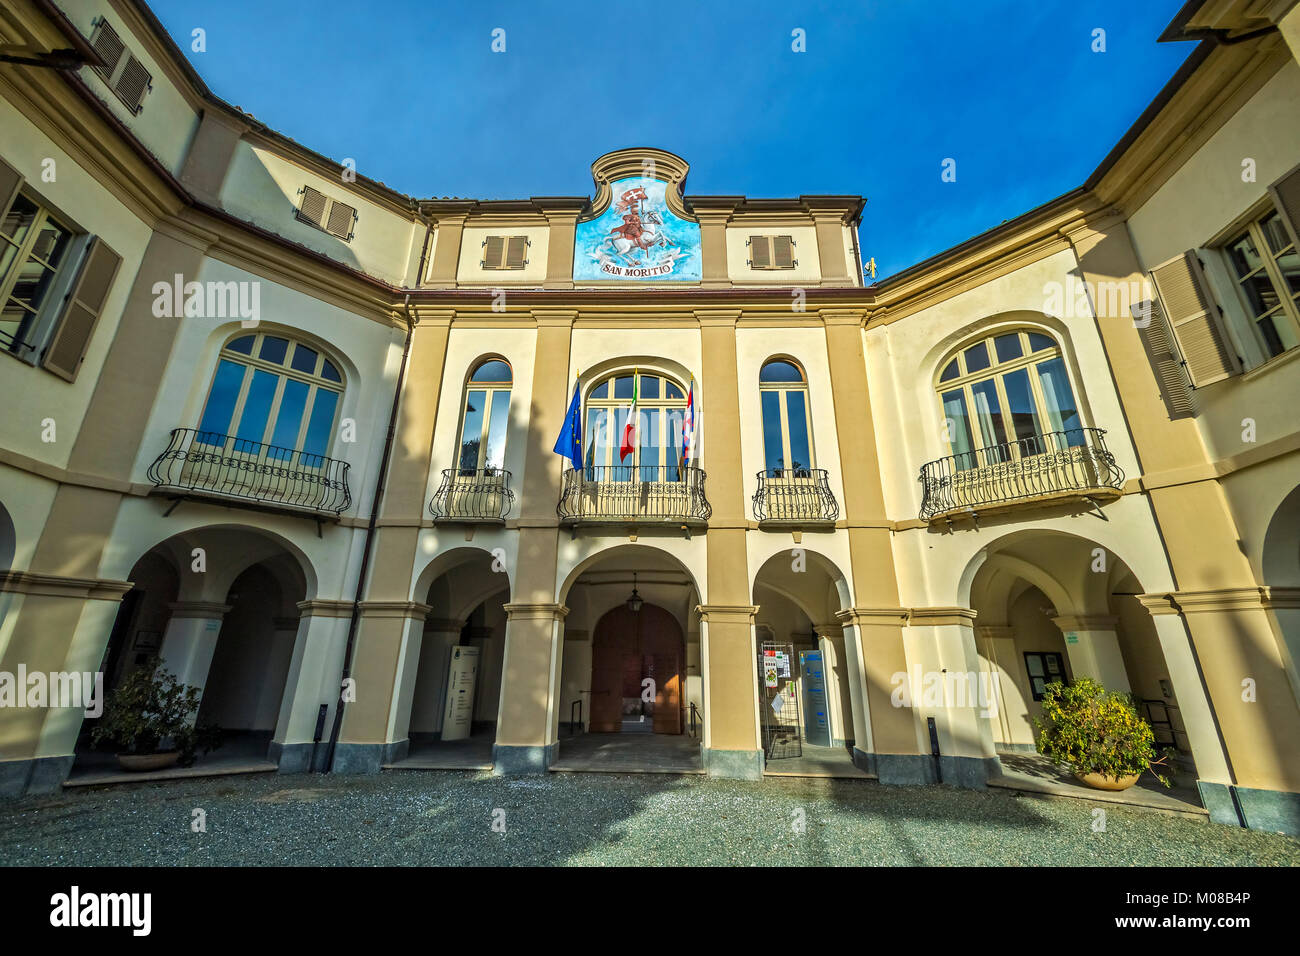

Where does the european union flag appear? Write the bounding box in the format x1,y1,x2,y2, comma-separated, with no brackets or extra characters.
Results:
553,377,582,470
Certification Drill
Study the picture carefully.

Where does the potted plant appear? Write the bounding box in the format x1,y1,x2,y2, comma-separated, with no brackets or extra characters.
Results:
1033,677,1174,791
90,658,220,771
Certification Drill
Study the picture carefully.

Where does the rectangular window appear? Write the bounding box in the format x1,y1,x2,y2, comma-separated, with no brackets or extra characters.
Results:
1024,652,1068,702
785,391,811,473
0,195,74,352
89,19,152,114
459,389,486,472
761,390,784,472
941,389,975,470
748,235,796,270
296,186,356,241
1035,357,1083,444
484,392,510,471
1223,209,1300,359
482,236,528,270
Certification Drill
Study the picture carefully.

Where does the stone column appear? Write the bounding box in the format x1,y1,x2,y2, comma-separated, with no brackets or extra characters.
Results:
822,310,919,779
697,605,762,778
272,599,351,772
1053,614,1130,693
558,628,591,736
901,608,998,788
813,624,852,748
413,617,465,737
158,601,232,694
494,603,567,772
334,601,430,772
975,624,1032,750
1142,590,1300,832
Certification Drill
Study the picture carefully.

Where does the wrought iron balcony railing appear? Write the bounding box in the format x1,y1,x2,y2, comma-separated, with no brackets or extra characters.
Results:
918,427,1123,521
147,428,352,515
557,464,712,524
753,468,840,523
429,467,515,521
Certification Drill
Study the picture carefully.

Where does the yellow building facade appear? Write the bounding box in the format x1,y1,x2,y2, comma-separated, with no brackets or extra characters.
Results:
0,0,1298,835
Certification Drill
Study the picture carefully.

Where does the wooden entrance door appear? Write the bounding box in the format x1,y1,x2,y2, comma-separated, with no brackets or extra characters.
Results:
590,603,684,734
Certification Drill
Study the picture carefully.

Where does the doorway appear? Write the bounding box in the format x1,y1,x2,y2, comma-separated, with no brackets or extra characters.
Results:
590,603,683,734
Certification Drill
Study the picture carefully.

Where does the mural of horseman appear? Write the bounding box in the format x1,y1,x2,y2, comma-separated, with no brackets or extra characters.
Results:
602,186,679,266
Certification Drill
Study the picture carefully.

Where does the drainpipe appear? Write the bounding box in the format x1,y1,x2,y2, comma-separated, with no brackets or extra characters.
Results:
322,294,417,772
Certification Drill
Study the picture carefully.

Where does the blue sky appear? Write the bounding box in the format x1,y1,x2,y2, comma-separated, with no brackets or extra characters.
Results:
151,1,1194,279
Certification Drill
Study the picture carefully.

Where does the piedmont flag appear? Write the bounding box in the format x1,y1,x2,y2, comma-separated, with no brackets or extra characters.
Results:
553,374,582,470
619,369,639,462
681,378,695,464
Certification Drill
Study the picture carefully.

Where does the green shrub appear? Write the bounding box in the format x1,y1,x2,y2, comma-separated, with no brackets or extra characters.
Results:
90,658,221,765
1033,677,1174,787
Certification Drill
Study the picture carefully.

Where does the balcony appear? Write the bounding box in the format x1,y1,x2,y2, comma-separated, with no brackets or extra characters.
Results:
429,467,515,522
147,428,351,516
918,427,1124,522
753,468,840,526
557,465,712,528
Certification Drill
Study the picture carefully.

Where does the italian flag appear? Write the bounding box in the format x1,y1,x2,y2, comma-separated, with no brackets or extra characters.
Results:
619,369,639,462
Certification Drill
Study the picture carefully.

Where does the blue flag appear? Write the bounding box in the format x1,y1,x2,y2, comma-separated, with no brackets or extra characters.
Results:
553,377,582,470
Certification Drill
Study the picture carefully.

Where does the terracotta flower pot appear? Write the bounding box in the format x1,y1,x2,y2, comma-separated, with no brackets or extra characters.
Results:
1074,770,1140,791
116,751,181,772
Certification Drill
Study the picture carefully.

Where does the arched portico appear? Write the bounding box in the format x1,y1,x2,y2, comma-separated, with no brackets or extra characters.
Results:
751,548,872,776
545,543,704,773
69,523,336,778
959,529,1230,793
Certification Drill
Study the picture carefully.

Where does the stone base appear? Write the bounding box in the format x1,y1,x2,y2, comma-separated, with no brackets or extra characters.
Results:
1198,780,1300,836
492,742,556,774
868,752,998,789
330,740,408,774
703,748,763,780
269,740,328,774
0,754,75,798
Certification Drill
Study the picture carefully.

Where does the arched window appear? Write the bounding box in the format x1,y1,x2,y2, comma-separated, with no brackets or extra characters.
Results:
759,359,813,476
458,359,512,474
197,332,343,462
935,329,1082,467
585,370,688,481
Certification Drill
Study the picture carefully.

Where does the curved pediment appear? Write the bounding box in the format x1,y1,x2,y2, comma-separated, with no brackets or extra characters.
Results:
575,148,701,282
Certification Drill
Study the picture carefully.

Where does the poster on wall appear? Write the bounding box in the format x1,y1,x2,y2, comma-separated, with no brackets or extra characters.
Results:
440,645,480,742
573,176,702,281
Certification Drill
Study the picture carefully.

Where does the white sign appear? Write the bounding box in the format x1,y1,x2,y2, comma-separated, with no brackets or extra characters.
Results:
440,645,480,741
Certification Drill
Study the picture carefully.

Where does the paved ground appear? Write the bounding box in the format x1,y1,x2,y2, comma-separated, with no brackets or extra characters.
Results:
2,770,1298,866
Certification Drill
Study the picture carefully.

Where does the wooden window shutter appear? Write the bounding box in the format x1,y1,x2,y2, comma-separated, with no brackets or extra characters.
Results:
772,235,795,268
1137,298,1195,417
750,236,772,269
0,157,23,223
42,237,122,383
1149,251,1236,387
504,236,527,269
325,200,356,239
483,235,505,269
114,55,152,113
298,186,327,228
1268,162,1300,252
90,20,126,81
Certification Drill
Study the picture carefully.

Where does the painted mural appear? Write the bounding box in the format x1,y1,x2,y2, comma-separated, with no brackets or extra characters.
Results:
573,176,702,281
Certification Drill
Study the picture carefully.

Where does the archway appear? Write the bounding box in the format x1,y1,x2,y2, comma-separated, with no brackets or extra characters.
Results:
751,548,869,776
396,547,510,769
551,544,702,772
72,525,314,778
962,530,1215,807
1262,483,1300,702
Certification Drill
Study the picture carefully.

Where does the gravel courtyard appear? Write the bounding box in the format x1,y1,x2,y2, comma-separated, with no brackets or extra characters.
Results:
2,771,1297,866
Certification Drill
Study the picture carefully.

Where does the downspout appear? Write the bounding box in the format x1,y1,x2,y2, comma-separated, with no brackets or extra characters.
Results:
322,294,417,772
